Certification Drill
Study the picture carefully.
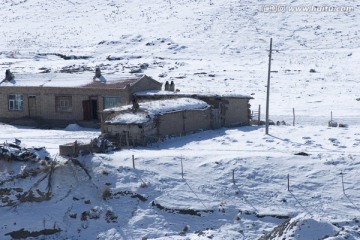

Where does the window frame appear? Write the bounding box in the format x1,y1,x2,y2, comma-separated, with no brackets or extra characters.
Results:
55,96,73,112
8,94,24,111
103,96,121,109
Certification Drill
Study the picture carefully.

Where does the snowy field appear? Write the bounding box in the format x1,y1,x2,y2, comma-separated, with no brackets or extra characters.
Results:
1,0,360,239
0,123,360,239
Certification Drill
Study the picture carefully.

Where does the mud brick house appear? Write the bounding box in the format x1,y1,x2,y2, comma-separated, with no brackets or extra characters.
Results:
134,90,253,128
101,98,211,146
101,87,253,147
0,71,162,127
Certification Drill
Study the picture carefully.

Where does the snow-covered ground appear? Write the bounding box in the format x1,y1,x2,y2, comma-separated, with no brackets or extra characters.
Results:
0,0,360,239
0,123,360,239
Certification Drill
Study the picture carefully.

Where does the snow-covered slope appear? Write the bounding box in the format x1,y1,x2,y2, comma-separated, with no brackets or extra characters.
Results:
1,0,359,120
1,123,360,239
0,0,360,239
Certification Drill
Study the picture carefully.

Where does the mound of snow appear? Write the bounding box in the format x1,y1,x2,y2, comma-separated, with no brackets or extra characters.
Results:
97,228,122,240
64,124,83,131
261,213,339,240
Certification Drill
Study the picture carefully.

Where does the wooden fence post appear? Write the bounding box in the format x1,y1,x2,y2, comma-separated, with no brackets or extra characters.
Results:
258,105,261,125
293,108,295,126
181,155,184,179
341,171,345,194
331,111,333,122
132,155,135,169
232,170,235,185
287,174,290,191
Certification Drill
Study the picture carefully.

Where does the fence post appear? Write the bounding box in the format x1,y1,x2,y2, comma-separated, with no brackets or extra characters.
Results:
232,170,235,185
287,174,290,191
132,155,135,169
181,155,184,179
341,171,345,194
258,105,261,125
292,108,295,126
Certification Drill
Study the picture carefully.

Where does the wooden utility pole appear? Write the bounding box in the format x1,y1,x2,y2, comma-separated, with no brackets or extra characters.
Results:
293,108,295,126
265,38,272,135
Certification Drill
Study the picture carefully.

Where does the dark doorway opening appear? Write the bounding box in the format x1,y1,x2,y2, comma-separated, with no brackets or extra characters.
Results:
91,100,98,120
28,96,37,118
82,99,98,120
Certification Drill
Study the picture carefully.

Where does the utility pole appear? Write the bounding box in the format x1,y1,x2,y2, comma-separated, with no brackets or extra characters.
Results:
265,38,272,135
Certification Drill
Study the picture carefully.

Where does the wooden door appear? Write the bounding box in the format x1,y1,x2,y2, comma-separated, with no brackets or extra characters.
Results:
28,96,37,118
82,100,92,120
211,108,221,129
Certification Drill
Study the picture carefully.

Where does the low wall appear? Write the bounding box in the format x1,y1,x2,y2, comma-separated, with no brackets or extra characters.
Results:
59,141,92,156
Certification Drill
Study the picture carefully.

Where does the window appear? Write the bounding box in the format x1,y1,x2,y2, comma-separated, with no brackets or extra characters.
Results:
8,94,23,111
55,96,72,112
103,97,121,109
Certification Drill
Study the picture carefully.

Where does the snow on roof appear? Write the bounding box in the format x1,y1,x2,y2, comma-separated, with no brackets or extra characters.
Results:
106,98,209,124
0,72,143,88
109,112,150,124
134,90,253,99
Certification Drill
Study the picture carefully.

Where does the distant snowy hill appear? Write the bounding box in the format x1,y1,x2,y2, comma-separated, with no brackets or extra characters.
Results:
1,0,359,121
0,0,360,239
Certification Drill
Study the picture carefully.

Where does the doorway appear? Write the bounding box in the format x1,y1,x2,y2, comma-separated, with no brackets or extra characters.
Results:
82,98,98,120
28,96,37,118
91,100,98,119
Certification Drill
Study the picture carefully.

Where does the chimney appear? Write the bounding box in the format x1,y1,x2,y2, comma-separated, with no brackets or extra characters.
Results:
169,81,175,92
164,81,170,91
93,67,102,80
5,69,14,81
131,96,139,112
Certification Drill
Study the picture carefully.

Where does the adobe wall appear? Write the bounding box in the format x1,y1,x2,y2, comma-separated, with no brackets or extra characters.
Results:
183,108,211,133
105,124,143,146
134,95,252,128
103,120,158,147
157,111,184,137
157,108,211,137
222,98,251,127
0,86,129,121
59,141,92,156
102,108,211,147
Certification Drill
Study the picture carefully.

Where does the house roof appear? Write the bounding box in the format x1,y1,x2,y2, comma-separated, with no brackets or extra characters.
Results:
134,90,254,99
0,72,146,88
105,98,209,124
81,77,139,89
